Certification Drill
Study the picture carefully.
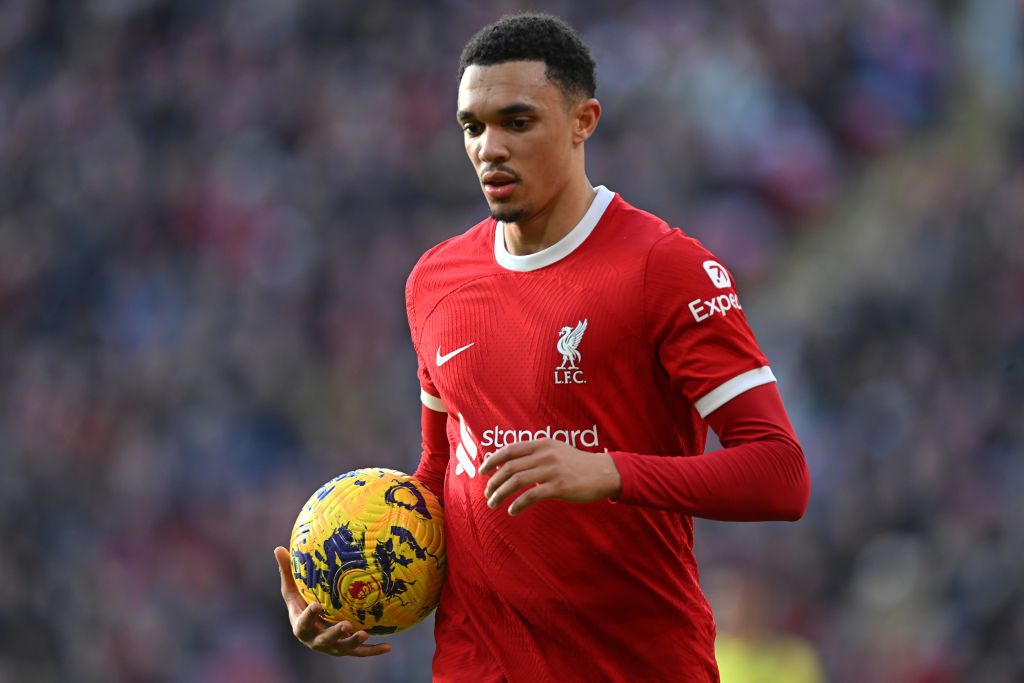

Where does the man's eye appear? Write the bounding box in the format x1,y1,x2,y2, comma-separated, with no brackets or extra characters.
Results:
509,118,531,130
462,123,482,135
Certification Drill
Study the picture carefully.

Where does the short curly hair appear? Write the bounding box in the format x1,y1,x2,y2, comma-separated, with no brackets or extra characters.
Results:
458,13,597,101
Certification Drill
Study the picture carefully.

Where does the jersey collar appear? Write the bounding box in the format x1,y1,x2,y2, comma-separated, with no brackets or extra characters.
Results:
494,185,614,272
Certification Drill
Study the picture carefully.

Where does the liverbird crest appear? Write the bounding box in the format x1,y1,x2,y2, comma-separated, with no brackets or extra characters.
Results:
556,319,588,370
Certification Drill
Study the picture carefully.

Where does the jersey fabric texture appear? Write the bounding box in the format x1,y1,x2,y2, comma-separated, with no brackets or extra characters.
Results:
405,187,779,682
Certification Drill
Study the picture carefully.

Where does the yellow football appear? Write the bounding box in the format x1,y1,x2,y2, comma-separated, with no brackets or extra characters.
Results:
289,468,445,634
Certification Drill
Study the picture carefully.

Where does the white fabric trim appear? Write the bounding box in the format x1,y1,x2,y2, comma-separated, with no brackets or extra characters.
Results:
494,186,614,272
694,366,777,418
420,389,447,413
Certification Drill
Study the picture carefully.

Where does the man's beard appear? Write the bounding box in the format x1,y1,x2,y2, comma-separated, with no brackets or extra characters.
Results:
490,208,526,223
490,200,530,224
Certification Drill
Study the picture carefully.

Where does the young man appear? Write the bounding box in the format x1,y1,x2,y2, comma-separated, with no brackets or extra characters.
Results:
276,13,810,681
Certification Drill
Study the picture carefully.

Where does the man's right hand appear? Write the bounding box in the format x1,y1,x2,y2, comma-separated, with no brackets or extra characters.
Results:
274,546,392,657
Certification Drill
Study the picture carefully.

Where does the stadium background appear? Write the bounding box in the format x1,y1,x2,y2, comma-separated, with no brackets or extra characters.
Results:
0,1,1021,681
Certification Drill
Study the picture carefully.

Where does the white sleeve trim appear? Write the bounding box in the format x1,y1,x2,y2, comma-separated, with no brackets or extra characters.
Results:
694,366,777,418
420,389,447,413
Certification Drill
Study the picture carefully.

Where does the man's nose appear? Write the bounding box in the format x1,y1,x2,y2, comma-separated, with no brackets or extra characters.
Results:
478,128,510,164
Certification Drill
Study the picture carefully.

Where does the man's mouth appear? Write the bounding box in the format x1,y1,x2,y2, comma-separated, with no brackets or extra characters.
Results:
482,172,518,199
483,181,516,198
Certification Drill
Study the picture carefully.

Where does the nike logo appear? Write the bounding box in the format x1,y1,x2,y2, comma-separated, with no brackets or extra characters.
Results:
436,342,475,366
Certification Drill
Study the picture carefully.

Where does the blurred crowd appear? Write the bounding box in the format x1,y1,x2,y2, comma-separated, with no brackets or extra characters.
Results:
0,1,1020,682
701,107,1024,682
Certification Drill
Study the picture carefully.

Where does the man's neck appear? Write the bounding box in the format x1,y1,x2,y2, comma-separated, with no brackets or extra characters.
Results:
502,180,597,256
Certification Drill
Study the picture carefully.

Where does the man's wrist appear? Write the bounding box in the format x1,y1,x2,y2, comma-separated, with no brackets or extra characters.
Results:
600,452,623,499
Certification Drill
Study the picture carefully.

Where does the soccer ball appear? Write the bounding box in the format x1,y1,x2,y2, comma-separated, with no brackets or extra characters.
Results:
289,468,445,635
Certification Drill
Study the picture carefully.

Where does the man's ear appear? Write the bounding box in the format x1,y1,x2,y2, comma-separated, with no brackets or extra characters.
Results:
572,98,601,145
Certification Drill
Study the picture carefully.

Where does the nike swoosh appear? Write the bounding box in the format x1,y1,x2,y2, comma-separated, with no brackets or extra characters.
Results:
436,342,475,366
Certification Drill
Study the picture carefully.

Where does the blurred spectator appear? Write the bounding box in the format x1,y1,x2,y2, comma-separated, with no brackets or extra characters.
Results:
710,569,825,683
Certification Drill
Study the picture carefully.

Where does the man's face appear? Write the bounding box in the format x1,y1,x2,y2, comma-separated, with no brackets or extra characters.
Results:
457,61,580,224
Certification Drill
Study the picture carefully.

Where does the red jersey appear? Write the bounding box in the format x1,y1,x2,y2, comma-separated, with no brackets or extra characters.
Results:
405,187,780,682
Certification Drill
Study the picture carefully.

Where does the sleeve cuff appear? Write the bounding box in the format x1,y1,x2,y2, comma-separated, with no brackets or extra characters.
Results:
694,366,776,418
420,389,447,413
608,451,637,504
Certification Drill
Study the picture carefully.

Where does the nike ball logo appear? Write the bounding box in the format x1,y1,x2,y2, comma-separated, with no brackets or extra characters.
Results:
436,343,475,366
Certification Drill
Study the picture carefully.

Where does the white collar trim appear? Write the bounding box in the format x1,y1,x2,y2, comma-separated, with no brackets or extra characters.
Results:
494,186,614,272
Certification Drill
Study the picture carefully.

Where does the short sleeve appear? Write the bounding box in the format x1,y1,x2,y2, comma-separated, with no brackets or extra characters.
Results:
643,230,775,417
406,265,446,413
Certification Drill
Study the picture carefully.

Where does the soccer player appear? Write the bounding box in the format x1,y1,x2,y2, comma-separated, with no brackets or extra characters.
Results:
275,12,811,681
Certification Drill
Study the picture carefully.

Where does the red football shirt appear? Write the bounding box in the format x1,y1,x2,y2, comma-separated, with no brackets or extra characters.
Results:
406,187,780,682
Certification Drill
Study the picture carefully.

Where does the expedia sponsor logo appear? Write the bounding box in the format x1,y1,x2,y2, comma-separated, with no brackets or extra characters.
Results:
480,424,600,451
688,293,742,323
703,260,732,288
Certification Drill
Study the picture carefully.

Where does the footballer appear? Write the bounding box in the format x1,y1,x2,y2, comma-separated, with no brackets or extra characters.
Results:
277,12,810,682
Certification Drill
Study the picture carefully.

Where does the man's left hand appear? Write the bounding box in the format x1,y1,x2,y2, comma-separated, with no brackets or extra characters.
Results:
479,439,622,515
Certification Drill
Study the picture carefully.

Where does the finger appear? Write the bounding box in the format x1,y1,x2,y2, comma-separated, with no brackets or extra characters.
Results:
479,439,542,474
293,600,328,642
311,619,355,650
487,464,548,510
483,452,541,498
351,642,393,657
327,629,393,658
275,548,310,623
275,546,309,618
274,546,294,594
507,482,555,516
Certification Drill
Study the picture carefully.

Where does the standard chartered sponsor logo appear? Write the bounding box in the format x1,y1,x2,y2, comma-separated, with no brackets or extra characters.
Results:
452,417,603,478
481,424,600,450
688,292,742,323
454,413,480,477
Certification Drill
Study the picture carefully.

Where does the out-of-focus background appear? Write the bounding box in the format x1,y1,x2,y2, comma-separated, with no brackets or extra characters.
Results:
0,1,1020,681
